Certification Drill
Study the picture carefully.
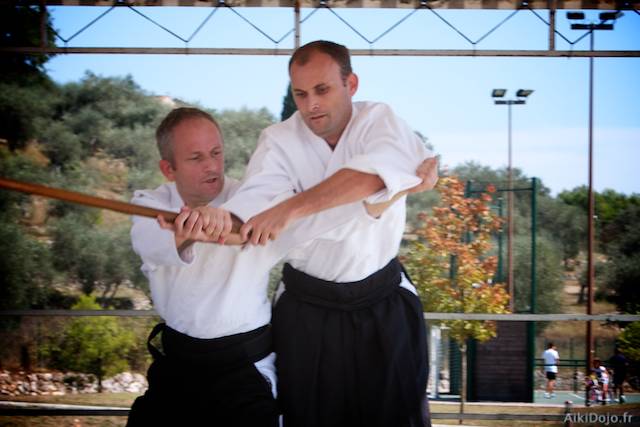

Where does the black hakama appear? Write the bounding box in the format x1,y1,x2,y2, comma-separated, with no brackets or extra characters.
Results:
126,323,278,427
273,258,431,427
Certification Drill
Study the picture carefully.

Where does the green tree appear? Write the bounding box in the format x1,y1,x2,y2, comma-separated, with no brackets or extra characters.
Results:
0,149,54,314
0,220,53,311
51,215,146,298
42,73,169,169
0,4,56,84
41,295,137,391
537,197,586,269
217,107,275,179
0,5,58,150
603,205,640,314
559,186,640,249
617,322,640,366
513,235,564,314
280,83,297,121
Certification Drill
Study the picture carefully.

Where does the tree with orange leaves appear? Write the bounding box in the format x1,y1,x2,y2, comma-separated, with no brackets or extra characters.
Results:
403,175,510,423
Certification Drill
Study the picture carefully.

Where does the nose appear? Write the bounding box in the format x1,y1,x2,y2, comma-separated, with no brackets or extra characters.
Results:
305,95,320,113
203,155,220,174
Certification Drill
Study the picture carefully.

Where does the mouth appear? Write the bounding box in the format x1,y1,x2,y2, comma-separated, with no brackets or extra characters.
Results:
202,176,219,184
308,113,327,122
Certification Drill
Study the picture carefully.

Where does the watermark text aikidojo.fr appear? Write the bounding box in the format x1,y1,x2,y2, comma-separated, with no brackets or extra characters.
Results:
564,412,634,425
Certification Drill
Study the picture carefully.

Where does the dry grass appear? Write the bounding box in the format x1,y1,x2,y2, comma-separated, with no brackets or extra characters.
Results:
0,393,139,408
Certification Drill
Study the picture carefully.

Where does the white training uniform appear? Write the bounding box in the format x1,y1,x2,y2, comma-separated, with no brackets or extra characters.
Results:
131,178,363,395
542,348,559,373
223,101,433,287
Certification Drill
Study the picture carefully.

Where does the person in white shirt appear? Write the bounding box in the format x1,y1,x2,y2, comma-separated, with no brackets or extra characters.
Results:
542,342,560,398
127,107,437,426
223,41,437,427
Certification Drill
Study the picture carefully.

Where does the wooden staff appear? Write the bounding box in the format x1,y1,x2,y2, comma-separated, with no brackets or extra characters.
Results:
0,176,245,244
0,176,178,221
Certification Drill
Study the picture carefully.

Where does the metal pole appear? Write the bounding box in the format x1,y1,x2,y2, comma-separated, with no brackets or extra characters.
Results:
530,177,537,315
548,5,556,51
527,177,537,402
586,26,595,380
507,102,515,312
294,0,301,49
39,0,48,48
497,196,504,283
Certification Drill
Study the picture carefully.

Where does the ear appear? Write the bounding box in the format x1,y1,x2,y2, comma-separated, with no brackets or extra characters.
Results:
159,159,175,181
347,73,359,97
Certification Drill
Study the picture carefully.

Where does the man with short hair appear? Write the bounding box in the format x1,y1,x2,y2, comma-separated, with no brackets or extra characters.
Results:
223,40,436,427
542,342,559,398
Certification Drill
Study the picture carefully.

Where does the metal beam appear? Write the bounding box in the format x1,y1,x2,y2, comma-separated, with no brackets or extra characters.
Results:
1,310,638,321
2,47,639,57
1,0,638,9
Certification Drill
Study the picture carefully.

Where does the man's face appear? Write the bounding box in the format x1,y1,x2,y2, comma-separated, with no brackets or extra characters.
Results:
159,117,224,207
290,51,358,147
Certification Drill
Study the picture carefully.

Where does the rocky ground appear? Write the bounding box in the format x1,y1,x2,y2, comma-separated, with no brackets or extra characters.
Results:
0,371,147,397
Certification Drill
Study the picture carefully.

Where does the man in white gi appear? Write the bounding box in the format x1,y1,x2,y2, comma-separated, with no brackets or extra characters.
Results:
128,107,437,426
222,40,436,427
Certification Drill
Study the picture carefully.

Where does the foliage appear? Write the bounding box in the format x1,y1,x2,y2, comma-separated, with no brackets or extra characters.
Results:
537,196,586,267
217,107,275,179
402,176,509,420
51,216,145,297
512,235,564,314
559,186,640,250
617,322,640,365
280,83,297,121
0,219,54,311
39,295,137,391
602,205,640,313
403,176,510,345
0,5,57,150
43,72,169,171
0,5,56,84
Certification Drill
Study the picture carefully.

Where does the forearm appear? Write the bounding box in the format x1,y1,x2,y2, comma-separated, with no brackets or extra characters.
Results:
283,168,384,221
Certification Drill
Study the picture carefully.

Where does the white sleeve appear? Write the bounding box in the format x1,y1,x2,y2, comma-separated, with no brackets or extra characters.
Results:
130,191,195,268
340,104,434,203
222,131,297,222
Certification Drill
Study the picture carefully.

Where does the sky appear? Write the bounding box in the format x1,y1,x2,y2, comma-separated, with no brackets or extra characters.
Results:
44,6,640,196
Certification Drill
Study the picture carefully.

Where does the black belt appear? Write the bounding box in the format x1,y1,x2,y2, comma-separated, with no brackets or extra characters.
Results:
281,257,403,311
147,323,272,372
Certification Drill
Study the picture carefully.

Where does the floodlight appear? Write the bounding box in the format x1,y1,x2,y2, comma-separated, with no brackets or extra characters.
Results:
567,11,585,20
492,89,506,98
516,89,534,98
594,23,614,30
599,11,623,20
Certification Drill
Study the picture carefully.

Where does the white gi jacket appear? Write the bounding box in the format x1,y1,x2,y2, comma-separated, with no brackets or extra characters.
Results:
131,178,363,392
223,101,433,286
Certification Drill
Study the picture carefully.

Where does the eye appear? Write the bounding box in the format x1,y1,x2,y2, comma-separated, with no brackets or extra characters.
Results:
316,86,329,94
294,92,306,99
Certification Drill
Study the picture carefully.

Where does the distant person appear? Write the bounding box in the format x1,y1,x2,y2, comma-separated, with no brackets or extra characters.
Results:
587,357,609,406
542,342,559,398
609,347,629,403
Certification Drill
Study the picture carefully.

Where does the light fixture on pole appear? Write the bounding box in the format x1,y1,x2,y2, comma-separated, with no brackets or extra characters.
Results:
567,8,622,396
491,88,534,313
